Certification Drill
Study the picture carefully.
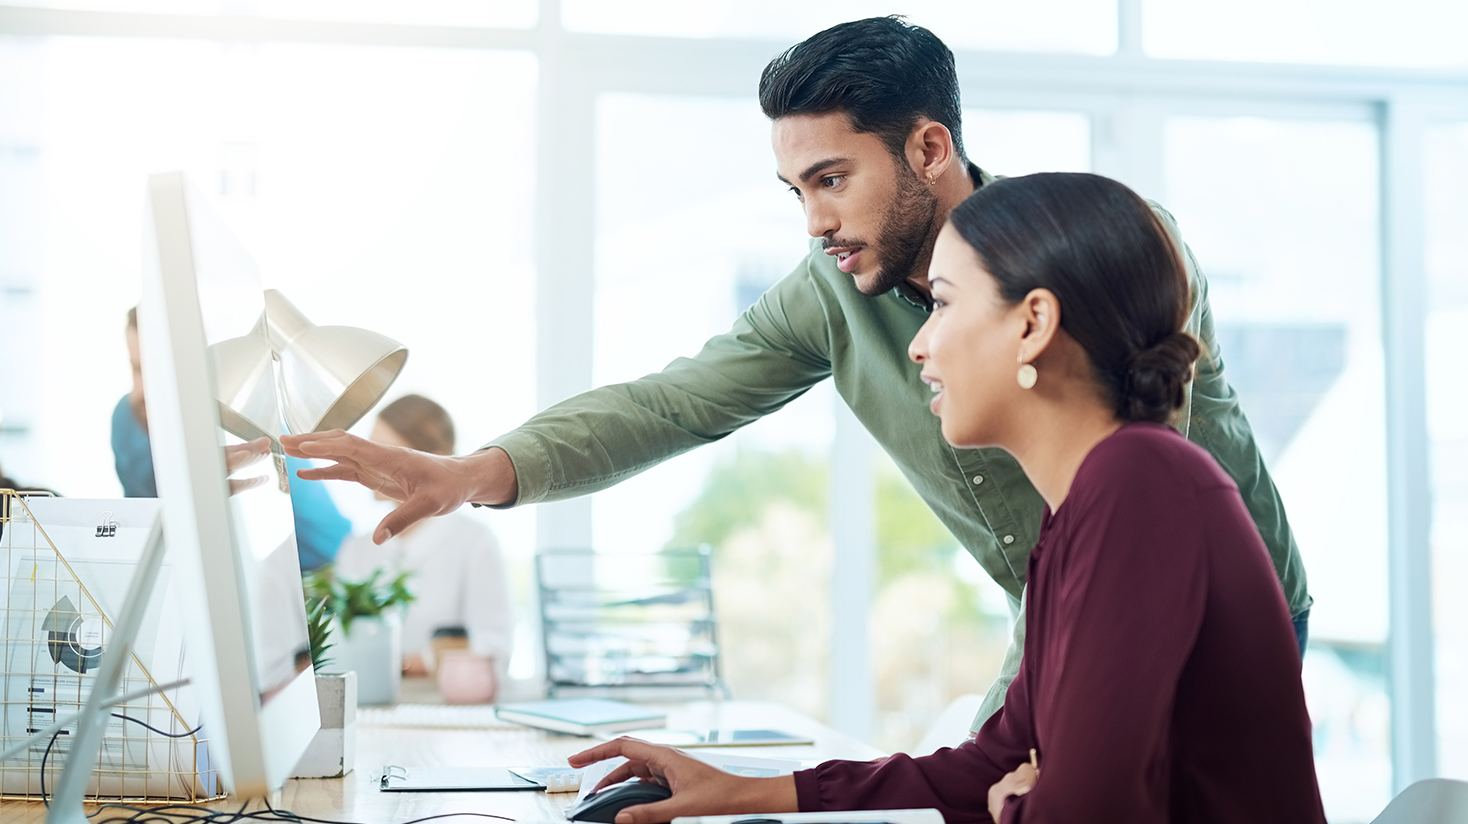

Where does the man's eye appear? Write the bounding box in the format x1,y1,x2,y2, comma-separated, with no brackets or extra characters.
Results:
788,186,803,200
822,175,843,188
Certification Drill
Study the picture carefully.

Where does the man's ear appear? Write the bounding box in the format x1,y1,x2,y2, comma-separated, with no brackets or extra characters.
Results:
1016,288,1062,364
908,119,956,182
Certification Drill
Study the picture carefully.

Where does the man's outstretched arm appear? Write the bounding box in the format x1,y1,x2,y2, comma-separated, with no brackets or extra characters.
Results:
284,263,834,542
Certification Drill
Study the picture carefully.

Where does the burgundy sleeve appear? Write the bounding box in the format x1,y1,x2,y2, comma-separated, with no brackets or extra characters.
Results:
1001,456,1210,823
795,656,1038,824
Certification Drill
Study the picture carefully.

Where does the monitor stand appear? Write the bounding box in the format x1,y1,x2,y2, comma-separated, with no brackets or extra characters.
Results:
46,515,169,824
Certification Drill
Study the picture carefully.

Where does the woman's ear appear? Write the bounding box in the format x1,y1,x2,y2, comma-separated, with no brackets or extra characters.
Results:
1016,288,1062,364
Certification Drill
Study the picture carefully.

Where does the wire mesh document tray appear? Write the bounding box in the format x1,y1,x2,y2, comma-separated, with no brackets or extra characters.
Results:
0,490,221,804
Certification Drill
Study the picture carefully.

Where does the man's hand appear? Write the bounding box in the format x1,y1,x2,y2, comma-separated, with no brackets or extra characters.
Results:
987,762,1038,823
568,737,798,824
280,431,518,544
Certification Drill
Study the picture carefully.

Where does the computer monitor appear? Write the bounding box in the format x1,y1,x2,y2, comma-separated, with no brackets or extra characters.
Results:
136,171,319,798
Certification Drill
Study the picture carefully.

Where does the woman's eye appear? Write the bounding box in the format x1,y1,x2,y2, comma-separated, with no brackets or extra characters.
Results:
932,299,946,310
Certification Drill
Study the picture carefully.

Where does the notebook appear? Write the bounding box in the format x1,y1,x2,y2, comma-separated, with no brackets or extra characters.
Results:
378,766,543,792
493,698,667,736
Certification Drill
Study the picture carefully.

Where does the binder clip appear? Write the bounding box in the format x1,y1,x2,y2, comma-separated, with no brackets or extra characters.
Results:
96,511,118,538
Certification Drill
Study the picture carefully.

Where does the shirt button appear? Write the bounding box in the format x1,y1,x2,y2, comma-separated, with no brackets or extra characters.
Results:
972,475,984,485
1003,535,1015,544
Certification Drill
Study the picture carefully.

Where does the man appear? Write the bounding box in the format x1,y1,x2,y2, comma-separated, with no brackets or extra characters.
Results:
114,307,352,570
284,17,1311,732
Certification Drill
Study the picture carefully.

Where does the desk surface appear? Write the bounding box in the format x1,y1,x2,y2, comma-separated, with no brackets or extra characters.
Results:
1,695,882,824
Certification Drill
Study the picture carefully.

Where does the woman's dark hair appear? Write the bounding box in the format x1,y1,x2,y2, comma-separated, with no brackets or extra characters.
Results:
377,394,456,456
759,16,965,162
947,173,1200,424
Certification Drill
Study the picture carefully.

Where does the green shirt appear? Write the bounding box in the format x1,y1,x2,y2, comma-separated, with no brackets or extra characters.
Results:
489,168,1310,725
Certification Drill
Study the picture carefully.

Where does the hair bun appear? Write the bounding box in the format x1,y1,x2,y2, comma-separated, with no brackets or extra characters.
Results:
1119,332,1201,424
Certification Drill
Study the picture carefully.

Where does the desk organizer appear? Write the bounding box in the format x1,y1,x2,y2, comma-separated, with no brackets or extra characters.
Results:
0,490,221,803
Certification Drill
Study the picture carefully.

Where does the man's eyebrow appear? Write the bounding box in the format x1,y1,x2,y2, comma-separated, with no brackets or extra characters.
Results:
776,157,852,187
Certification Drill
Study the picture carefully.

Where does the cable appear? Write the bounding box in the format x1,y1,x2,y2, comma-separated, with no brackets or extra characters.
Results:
84,795,520,824
36,699,203,806
41,729,60,807
111,714,204,739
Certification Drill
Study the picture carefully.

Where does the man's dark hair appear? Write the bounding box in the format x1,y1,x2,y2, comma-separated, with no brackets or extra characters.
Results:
759,16,965,162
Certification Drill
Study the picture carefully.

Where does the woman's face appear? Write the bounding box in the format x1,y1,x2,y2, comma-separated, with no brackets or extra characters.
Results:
908,224,1029,448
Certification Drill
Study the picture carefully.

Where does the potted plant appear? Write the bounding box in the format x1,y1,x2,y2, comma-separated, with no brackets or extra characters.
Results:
304,566,415,706
292,594,359,778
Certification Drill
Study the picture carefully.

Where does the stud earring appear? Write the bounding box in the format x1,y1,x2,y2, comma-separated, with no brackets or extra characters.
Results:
1017,363,1038,389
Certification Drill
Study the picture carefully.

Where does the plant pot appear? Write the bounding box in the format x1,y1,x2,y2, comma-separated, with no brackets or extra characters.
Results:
330,611,402,706
291,671,357,779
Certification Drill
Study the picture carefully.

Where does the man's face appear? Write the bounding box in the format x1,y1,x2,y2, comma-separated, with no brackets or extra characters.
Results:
773,112,939,296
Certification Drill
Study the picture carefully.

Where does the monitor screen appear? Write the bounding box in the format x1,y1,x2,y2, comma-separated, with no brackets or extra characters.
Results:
139,172,319,797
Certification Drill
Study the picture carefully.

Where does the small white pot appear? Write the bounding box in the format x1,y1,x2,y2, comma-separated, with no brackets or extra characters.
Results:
291,671,357,779
329,611,402,706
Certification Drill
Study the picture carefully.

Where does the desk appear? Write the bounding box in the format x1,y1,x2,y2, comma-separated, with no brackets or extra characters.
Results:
0,700,883,824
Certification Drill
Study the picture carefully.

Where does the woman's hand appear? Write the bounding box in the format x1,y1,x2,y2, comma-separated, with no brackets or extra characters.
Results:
568,737,798,824
987,763,1038,823
280,432,517,544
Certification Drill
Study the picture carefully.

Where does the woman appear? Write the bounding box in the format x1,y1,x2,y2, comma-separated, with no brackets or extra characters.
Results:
332,394,514,699
568,174,1325,823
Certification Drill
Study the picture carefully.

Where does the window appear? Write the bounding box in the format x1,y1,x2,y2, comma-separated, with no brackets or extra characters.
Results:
0,36,541,670
563,0,1117,55
1426,122,1468,781
1144,0,1468,69
0,1,537,27
1163,114,1389,820
590,92,835,718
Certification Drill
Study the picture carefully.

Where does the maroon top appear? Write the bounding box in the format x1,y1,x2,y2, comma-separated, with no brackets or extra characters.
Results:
794,424,1324,824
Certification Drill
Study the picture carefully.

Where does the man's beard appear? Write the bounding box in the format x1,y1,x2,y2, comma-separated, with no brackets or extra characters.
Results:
855,164,940,297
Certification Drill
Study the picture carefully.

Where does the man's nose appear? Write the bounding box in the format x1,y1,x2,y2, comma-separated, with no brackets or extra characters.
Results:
805,201,838,238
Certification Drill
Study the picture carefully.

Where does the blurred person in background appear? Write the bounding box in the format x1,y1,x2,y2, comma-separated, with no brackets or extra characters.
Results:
331,394,513,702
111,306,351,569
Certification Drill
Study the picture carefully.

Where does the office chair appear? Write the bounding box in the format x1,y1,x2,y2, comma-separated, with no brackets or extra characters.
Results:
1370,778,1468,824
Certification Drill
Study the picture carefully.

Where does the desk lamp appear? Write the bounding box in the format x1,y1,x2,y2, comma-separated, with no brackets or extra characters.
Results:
43,265,406,822
213,289,408,441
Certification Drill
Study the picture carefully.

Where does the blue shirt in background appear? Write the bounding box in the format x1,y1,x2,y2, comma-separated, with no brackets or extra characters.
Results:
110,394,351,570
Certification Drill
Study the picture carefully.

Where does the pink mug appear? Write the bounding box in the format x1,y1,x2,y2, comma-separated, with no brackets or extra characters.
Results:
436,652,498,704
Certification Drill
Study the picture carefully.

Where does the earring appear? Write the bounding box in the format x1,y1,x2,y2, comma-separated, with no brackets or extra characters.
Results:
1017,363,1038,389
927,172,936,186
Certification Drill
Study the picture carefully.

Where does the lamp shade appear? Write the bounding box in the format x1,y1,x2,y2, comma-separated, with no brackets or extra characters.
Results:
209,314,279,443
264,289,408,435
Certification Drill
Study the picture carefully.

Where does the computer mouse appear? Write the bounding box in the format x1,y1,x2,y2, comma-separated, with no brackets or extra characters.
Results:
566,780,675,823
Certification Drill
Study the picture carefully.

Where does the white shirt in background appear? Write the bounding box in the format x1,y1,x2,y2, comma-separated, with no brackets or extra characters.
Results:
333,509,514,676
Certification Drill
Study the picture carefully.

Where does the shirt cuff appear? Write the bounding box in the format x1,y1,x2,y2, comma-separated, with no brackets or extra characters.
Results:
792,768,825,812
472,431,553,509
